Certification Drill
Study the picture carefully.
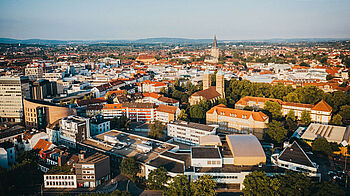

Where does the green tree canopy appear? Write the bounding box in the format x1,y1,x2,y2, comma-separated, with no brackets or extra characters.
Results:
190,175,216,196
263,101,282,120
286,110,296,121
331,114,343,125
178,109,188,121
147,167,168,190
339,105,350,124
242,171,280,196
312,137,333,155
301,111,311,125
110,116,130,131
165,175,191,196
120,157,140,180
266,120,289,144
148,120,166,139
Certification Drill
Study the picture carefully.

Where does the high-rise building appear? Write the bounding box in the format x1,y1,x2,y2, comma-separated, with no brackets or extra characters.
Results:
30,79,57,100
0,76,30,122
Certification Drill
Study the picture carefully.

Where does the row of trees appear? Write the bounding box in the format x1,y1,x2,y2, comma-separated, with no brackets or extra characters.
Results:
147,167,216,196
243,171,345,196
162,78,350,126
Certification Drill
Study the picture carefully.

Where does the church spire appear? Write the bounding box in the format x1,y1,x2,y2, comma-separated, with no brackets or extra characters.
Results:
213,35,217,48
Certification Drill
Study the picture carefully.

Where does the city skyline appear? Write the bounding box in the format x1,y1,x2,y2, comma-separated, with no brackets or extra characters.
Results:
1,0,350,40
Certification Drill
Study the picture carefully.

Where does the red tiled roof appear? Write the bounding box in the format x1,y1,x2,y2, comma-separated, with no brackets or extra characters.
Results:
33,139,53,152
312,100,332,112
192,86,221,100
207,105,269,122
156,104,179,114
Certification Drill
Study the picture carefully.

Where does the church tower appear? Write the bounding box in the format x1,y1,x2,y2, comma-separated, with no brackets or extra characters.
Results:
203,69,211,90
216,69,225,97
211,35,220,60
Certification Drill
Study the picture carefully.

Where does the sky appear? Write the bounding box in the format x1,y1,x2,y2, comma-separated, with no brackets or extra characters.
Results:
0,0,349,40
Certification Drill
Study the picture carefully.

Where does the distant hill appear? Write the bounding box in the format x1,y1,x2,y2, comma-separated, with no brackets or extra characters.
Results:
0,37,349,45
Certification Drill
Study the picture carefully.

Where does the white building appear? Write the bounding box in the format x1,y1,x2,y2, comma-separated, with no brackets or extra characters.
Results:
44,174,77,189
25,66,43,80
59,116,90,148
271,141,319,177
167,121,218,145
191,147,222,167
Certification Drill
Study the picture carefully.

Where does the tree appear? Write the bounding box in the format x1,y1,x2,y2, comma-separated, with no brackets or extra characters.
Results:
178,109,188,121
339,105,350,124
312,137,333,155
263,101,282,120
110,116,130,131
266,120,288,144
326,74,334,81
165,175,191,196
277,171,312,196
120,157,140,180
148,120,166,139
284,92,300,103
242,171,280,196
189,105,206,123
106,93,114,104
331,114,343,125
285,118,298,133
147,167,168,190
190,175,216,196
301,111,311,125
243,106,254,111
286,110,296,121
313,182,345,196
299,62,310,67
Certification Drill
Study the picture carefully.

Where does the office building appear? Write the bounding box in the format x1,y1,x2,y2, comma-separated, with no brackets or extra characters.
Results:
75,153,110,188
167,121,218,145
0,76,30,122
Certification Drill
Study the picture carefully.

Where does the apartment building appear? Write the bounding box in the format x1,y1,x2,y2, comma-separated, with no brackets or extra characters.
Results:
25,66,43,80
155,104,180,123
0,76,30,122
59,116,90,148
206,104,269,139
167,121,218,145
75,153,110,188
101,103,157,122
141,80,167,93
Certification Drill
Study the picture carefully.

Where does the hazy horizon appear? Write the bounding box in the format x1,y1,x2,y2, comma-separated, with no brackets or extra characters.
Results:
1,0,350,40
